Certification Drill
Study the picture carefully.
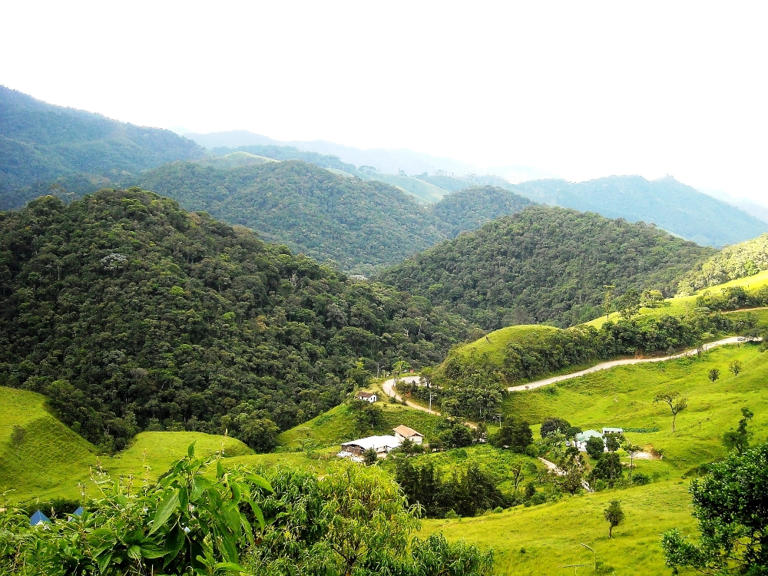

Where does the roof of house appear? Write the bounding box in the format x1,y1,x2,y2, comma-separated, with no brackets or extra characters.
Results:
30,510,51,526
602,427,624,434
356,391,376,398
575,429,603,442
341,435,402,451
393,424,423,438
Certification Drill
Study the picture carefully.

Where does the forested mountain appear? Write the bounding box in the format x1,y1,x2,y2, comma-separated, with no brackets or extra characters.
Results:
430,186,533,237
378,206,715,330
0,86,204,209
136,160,448,274
0,190,469,450
677,233,768,294
514,176,767,247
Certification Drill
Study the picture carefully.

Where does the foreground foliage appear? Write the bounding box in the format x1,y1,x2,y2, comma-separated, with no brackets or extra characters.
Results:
0,449,493,575
662,441,768,575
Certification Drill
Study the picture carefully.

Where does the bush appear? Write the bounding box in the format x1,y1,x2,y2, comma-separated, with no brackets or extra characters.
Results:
632,472,650,485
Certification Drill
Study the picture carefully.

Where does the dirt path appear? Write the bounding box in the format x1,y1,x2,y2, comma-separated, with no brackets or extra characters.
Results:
507,336,756,393
381,375,440,415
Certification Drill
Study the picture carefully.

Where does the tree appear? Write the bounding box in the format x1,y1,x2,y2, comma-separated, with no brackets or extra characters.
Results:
662,442,768,574
604,433,623,453
492,418,533,453
654,391,688,433
540,417,571,439
586,436,606,460
622,442,642,482
616,288,641,320
604,500,625,538
590,453,623,486
238,416,279,453
729,360,743,376
363,448,378,466
722,407,754,455
708,368,720,382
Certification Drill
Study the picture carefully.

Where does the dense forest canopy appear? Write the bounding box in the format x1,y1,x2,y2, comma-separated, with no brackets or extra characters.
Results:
137,160,448,275
0,189,469,450
378,206,715,330
514,176,767,248
0,86,204,210
431,185,533,237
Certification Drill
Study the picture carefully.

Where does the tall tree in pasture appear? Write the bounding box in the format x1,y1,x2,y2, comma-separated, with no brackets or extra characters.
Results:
654,391,688,433
622,442,642,482
708,368,721,383
604,501,625,539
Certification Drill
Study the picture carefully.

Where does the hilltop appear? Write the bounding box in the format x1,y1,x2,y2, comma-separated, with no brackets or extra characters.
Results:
0,85,203,209
0,189,468,450
379,205,714,330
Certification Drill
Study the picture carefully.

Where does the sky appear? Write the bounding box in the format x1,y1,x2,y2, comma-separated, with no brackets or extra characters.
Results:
2,1,767,206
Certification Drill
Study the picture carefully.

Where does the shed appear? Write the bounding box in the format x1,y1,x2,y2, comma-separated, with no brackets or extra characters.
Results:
338,435,402,460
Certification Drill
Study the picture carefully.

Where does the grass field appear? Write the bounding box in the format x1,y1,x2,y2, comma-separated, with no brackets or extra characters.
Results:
0,387,252,503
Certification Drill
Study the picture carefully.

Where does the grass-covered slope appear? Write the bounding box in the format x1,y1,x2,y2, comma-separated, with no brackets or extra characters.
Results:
677,233,768,294
515,175,767,248
138,160,448,274
0,386,249,502
0,189,468,450
379,205,714,330
0,85,203,209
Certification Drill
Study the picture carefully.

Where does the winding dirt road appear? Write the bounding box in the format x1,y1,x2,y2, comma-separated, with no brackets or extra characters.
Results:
381,375,440,414
507,336,755,393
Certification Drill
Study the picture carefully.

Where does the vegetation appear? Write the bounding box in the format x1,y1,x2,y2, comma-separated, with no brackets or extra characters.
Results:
0,190,468,450
677,233,768,293
514,175,767,248
138,160,448,274
662,441,768,574
429,186,532,237
0,86,203,210
0,449,494,575
603,500,625,539
379,205,714,330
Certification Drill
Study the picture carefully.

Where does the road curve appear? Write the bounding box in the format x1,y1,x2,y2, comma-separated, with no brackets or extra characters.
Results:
507,336,755,393
381,375,440,415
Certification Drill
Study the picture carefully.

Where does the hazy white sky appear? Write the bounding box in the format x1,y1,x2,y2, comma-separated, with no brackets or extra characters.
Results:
2,1,767,204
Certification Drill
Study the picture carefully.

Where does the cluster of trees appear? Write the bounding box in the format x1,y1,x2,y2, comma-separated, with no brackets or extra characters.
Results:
695,284,768,312
0,190,470,450
0,447,494,575
395,459,508,518
429,186,532,237
677,233,768,294
379,206,714,330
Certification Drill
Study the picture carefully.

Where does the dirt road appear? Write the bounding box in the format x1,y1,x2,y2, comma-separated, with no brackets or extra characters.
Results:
507,336,755,393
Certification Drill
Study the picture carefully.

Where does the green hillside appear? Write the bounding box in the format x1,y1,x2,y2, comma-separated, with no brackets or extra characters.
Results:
0,189,468,451
0,85,203,209
379,205,714,330
0,386,250,502
430,186,533,237
137,160,448,274
515,175,767,248
677,233,768,294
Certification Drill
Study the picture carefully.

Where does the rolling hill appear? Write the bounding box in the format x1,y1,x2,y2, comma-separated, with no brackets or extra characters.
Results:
514,175,767,248
378,205,715,330
0,85,204,209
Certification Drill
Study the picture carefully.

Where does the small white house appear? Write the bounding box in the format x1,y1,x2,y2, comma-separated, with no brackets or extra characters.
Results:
574,429,603,452
393,424,424,445
602,427,624,436
355,391,378,403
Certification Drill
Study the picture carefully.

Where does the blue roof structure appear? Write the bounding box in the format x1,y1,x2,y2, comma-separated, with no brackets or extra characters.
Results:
29,510,51,526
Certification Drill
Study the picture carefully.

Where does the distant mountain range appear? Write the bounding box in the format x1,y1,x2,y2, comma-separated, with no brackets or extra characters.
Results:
185,130,476,175
514,176,768,248
1,86,766,255
0,85,204,209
